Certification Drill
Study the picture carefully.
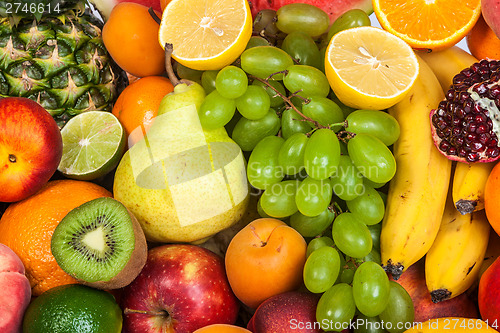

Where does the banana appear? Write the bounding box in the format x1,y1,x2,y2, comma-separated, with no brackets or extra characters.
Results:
452,162,495,214
380,55,452,280
425,193,490,303
419,47,494,215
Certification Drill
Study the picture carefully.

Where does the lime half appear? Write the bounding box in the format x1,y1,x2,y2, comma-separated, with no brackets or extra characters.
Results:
58,111,126,180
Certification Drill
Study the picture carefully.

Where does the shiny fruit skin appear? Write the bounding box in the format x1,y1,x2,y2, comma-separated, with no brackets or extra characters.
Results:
0,97,62,202
103,2,165,78
225,218,307,309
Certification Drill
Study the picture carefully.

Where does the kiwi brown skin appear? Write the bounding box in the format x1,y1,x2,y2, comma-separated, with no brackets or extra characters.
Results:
79,207,148,290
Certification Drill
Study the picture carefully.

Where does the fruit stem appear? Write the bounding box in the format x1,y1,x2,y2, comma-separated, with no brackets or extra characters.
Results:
337,130,356,143
124,308,170,317
164,43,181,86
148,7,161,24
8,154,16,163
249,75,325,130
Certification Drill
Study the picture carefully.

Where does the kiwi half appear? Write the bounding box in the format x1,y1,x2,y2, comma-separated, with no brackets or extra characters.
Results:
51,197,147,290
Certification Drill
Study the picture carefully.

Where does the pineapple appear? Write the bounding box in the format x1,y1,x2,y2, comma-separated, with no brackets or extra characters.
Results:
0,0,127,128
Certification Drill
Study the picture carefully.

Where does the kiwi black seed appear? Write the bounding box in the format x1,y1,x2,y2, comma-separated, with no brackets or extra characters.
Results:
51,197,147,290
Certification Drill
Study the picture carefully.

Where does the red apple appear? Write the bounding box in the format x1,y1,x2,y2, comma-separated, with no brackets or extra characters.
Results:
481,0,500,38
0,97,62,202
0,243,31,333
92,0,161,19
391,260,479,323
248,291,322,333
120,244,239,333
479,255,500,323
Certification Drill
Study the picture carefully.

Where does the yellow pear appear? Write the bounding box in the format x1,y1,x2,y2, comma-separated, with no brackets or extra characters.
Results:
113,101,249,244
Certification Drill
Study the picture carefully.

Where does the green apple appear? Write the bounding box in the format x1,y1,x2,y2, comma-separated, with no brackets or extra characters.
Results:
113,51,249,243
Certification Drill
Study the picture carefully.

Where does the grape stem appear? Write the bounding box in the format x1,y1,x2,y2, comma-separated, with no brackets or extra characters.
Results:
249,74,327,130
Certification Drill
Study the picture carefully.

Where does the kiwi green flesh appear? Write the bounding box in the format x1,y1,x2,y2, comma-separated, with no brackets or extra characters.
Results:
51,197,147,289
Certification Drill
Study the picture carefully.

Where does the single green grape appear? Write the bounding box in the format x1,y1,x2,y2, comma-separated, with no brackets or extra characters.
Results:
302,96,344,130
347,185,385,225
337,258,357,284
364,177,387,189
346,109,401,146
348,133,396,184
240,46,294,80
352,261,391,317
304,246,341,293
332,212,372,258
326,9,371,43
260,180,300,218
316,283,356,332
330,155,365,201
306,236,334,257
201,70,219,94
281,108,312,140
304,129,341,180
354,314,387,333
278,132,308,176
330,90,356,118
290,207,335,237
245,36,270,49
176,63,203,83
276,3,330,37
215,65,248,99
231,109,280,151
363,248,382,265
296,177,333,217
283,65,331,98
247,136,284,190
368,223,382,252
235,85,271,120
281,31,322,69
198,90,236,130
252,79,286,108
257,197,273,218
378,281,415,333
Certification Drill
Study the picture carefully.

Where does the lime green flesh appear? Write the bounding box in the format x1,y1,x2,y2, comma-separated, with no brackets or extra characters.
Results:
51,197,135,283
58,111,125,180
22,284,122,333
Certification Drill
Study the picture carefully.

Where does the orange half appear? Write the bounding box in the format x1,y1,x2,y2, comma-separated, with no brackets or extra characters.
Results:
373,0,481,51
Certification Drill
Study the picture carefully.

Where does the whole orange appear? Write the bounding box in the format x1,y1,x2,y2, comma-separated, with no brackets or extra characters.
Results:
225,218,307,309
485,162,500,236
0,180,112,296
193,324,251,333
466,14,500,60
112,76,173,146
103,2,165,78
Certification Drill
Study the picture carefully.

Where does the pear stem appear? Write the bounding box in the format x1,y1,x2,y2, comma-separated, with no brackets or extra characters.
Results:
164,43,181,86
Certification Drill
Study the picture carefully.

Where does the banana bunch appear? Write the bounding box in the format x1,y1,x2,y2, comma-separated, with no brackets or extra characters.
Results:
380,55,452,280
425,191,490,303
419,46,495,215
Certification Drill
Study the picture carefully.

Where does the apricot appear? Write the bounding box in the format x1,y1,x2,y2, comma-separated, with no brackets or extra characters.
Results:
225,218,307,309
193,324,251,332
102,2,165,77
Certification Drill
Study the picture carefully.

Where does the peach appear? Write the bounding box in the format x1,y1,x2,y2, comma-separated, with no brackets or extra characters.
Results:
482,0,500,38
0,243,31,333
0,97,62,202
194,324,252,332
225,218,307,309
